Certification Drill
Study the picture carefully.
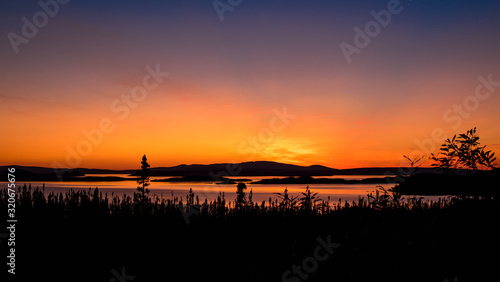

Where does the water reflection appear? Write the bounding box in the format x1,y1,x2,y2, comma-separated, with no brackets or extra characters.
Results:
4,174,447,203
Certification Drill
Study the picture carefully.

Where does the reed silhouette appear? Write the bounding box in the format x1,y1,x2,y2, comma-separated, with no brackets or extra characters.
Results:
1,145,499,282
1,183,498,281
1,180,499,281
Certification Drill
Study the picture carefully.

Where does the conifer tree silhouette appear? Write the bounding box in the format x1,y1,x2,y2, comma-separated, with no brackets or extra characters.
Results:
235,182,247,210
135,155,151,211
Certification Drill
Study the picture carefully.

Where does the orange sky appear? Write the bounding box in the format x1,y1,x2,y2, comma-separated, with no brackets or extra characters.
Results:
3,68,499,169
1,0,500,169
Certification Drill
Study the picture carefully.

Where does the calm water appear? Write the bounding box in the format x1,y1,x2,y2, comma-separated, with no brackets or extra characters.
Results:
3,174,446,203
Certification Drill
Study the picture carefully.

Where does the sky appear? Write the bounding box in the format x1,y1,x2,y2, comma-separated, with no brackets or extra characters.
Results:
1,0,500,169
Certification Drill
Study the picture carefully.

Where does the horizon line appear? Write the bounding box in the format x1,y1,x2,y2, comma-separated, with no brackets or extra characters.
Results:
1,161,437,171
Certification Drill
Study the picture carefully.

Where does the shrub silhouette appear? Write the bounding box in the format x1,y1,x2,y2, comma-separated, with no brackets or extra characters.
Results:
430,127,496,173
274,188,298,213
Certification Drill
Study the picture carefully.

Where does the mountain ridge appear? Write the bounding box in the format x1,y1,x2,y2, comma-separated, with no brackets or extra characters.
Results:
1,161,440,180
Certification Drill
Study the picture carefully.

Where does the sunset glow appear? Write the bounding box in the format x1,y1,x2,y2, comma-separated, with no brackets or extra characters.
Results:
1,0,500,169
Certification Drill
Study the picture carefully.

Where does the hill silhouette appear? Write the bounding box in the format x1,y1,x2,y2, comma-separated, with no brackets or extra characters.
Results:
2,161,441,181
142,161,336,176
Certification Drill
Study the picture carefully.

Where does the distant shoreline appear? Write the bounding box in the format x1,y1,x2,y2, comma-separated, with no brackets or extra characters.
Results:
2,162,440,182
2,162,441,176
250,175,400,184
2,174,400,185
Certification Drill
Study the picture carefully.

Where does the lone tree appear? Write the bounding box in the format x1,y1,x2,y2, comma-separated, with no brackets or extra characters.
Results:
235,182,247,209
136,155,151,201
430,128,496,173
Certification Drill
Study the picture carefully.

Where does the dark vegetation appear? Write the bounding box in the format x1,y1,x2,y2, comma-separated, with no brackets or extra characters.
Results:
1,182,498,281
393,169,500,195
429,128,496,173
396,128,498,196
1,129,498,281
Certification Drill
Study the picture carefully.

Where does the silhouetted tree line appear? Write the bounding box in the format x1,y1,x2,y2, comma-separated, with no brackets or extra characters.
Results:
2,182,488,221
1,140,497,282
3,145,497,220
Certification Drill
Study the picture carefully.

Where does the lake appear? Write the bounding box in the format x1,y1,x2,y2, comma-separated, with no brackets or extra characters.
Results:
3,174,447,204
